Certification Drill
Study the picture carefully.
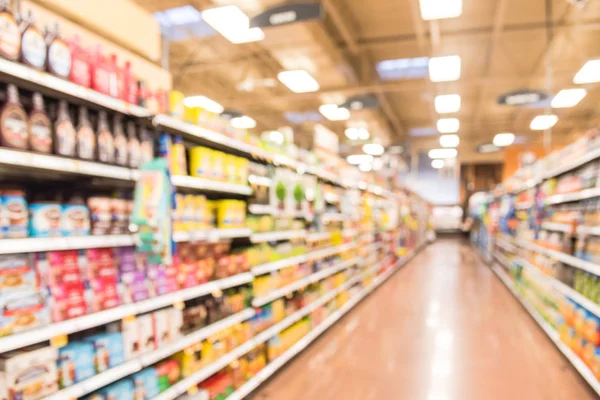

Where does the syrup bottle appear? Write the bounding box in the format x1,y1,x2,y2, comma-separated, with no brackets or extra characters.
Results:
0,84,27,149
19,10,46,70
127,121,140,168
69,35,91,88
28,92,51,153
54,100,75,156
97,111,114,164
76,106,95,160
45,22,71,79
113,114,127,166
0,0,21,61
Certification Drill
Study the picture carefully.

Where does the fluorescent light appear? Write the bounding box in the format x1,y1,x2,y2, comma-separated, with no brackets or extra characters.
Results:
478,143,500,153
530,115,558,130
431,159,445,169
345,128,369,140
420,0,462,20
439,134,459,148
429,56,461,82
277,70,320,93
268,130,284,145
319,104,350,121
435,94,461,113
202,6,264,44
183,95,224,113
428,148,457,159
347,154,373,165
437,118,459,133
574,60,600,84
372,158,383,171
231,116,256,129
363,143,384,156
551,88,587,108
376,57,429,80
493,133,515,147
359,162,373,172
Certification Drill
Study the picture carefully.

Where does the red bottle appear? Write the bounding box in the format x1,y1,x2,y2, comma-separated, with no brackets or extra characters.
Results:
123,61,138,105
69,35,91,88
91,46,115,97
109,54,120,99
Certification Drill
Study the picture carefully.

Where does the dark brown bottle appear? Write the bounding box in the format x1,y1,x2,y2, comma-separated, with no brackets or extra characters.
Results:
28,92,51,153
54,100,75,156
19,10,46,70
113,115,127,166
45,22,71,79
127,121,140,168
0,0,21,61
0,84,27,149
97,111,114,164
76,106,95,160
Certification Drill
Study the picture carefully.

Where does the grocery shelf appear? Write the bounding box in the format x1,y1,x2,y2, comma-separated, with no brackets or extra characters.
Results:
250,230,306,243
496,238,517,254
342,229,359,237
576,226,600,236
0,58,150,117
251,243,353,275
0,234,134,255
173,228,252,243
490,262,600,397
247,204,276,215
541,222,573,233
308,243,354,260
515,239,600,276
0,148,134,181
322,213,347,223
510,178,542,194
545,188,600,205
171,175,252,195
305,232,331,242
248,175,272,187
0,273,253,353
544,147,600,180
44,309,255,400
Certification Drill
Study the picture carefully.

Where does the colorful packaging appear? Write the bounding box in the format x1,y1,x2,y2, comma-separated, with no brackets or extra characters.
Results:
58,342,96,387
0,345,58,400
84,332,126,372
146,264,178,297
169,90,185,120
87,197,112,235
155,360,180,392
131,367,160,399
29,202,62,237
122,317,141,360
0,290,49,337
0,254,37,294
189,146,212,179
2,190,27,238
99,379,135,400
138,314,155,353
170,135,187,175
61,204,91,236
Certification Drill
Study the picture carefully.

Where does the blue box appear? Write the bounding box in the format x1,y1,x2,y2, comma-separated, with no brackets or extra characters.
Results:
58,342,96,387
84,332,126,372
131,367,160,399
100,379,135,400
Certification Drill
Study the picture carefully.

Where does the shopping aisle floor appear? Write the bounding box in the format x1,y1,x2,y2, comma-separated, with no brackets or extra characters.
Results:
251,238,598,400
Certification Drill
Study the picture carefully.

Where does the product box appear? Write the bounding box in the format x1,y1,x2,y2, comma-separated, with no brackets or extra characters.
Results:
0,372,7,400
87,197,112,235
2,190,28,238
58,342,96,387
155,360,180,392
29,203,62,237
121,270,150,303
168,307,184,343
152,309,171,347
138,314,156,353
61,204,91,236
0,291,49,337
0,254,37,295
50,289,88,322
146,264,178,297
99,379,135,400
131,367,160,399
122,317,140,360
84,332,126,372
43,250,83,287
0,345,58,400
87,278,121,312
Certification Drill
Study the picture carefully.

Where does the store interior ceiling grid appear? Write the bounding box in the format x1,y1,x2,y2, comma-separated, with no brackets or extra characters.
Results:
134,0,600,160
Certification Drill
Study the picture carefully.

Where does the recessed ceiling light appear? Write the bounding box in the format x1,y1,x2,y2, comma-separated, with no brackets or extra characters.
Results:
574,60,600,84
363,143,385,156
477,143,500,153
437,118,460,133
277,70,320,93
376,57,430,80
347,154,373,165
530,115,558,130
359,162,373,172
319,104,350,121
431,159,445,169
493,133,515,147
435,94,461,114
267,130,284,145
419,0,463,21
183,95,224,114
345,128,370,140
231,116,256,129
551,88,587,108
429,56,461,82
439,134,459,148
429,148,458,159
202,6,264,44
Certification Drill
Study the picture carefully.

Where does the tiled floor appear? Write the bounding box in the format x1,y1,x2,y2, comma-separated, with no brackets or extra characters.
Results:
251,238,598,400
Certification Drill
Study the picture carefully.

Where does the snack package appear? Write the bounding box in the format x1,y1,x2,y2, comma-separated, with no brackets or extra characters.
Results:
2,190,27,238
84,333,126,372
61,204,91,236
122,317,141,360
0,290,49,337
0,254,37,294
58,342,96,387
29,202,62,237
131,367,160,399
0,345,58,399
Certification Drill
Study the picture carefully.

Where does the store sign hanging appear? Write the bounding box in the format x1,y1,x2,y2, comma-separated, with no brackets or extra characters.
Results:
250,3,323,28
497,89,548,106
220,109,243,120
339,94,379,110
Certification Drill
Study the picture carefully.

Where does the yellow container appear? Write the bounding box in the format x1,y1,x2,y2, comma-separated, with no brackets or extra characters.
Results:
236,157,249,185
211,151,225,181
189,146,213,179
169,90,185,120
225,155,237,183
183,106,200,125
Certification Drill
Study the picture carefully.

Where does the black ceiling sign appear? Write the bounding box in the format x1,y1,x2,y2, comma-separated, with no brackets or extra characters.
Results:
220,109,244,120
497,89,548,106
339,94,379,110
250,3,323,28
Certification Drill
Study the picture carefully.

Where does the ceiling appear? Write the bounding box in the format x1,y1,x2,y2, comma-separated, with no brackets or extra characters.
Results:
133,0,600,162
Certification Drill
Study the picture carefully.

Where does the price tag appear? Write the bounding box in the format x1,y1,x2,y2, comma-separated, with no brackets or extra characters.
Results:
187,385,199,395
51,334,68,349
174,301,185,310
123,315,136,323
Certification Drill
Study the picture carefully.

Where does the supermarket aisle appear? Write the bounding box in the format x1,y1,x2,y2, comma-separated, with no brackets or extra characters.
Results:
251,238,598,400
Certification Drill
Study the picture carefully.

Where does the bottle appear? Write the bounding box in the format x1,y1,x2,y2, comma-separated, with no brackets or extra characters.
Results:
170,135,187,175
45,22,71,79
19,10,46,70
91,46,113,96
69,35,91,88
0,84,27,149
0,0,21,61
97,111,114,163
28,92,51,153
127,121,140,168
76,106,95,160
140,128,154,164
123,61,137,105
53,100,75,156
113,115,127,166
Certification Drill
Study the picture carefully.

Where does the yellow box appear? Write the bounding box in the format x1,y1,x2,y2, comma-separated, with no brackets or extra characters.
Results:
211,151,225,181
225,155,237,183
236,157,249,185
189,146,213,179
169,90,185,120
183,106,200,125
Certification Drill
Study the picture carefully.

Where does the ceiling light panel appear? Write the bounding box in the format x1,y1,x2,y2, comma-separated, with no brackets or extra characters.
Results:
202,5,264,44
345,128,370,140
551,88,587,108
359,163,373,172
437,118,460,133
439,134,459,148
363,143,385,156
574,60,600,84
231,116,256,129
277,70,320,93
347,154,373,165
431,159,445,169
420,0,463,21
409,127,438,137
429,56,461,82
530,115,558,130
183,96,224,114
319,104,350,121
435,94,461,114
493,133,515,147
376,57,429,80
429,148,458,159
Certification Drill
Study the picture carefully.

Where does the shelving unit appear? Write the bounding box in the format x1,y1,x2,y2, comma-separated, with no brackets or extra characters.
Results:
250,230,306,243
